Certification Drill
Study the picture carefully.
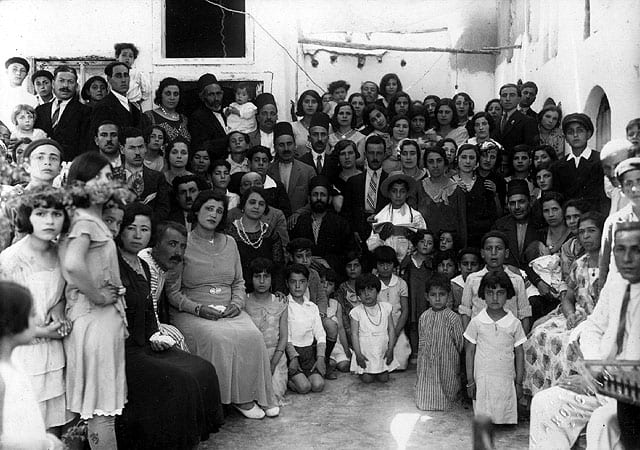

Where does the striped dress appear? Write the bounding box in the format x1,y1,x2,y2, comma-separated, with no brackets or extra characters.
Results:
415,307,464,410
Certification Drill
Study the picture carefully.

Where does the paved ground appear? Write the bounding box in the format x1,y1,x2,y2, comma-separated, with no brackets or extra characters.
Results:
200,367,529,449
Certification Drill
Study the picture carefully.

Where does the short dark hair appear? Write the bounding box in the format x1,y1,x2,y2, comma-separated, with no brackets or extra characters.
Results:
105,61,129,77
154,77,181,107
165,137,190,166
53,65,78,81
172,174,209,193
362,103,387,129
365,134,386,152
328,80,350,94
387,92,412,117
345,250,362,265
67,151,111,186
425,273,452,293
563,198,588,214
94,120,119,138
119,127,143,145
423,94,441,105
478,270,516,299
188,190,228,232
626,118,640,133
117,202,153,246
239,187,269,215
226,130,249,149
409,229,435,246
114,42,140,59
154,220,188,245
499,83,521,96
15,189,70,234
295,90,322,117
458,247,482,262
434,98,460,130
521,81,538,93
249,257,274,276
331,101,357,130
355,273,381,293
286,263,310,280
0,281,33,339
143,125,168,145
424,146,449,167
210,158,230,173
540,191,565,210
578,211,605,232
434,249,457,267
247,145,272,162
480,230,509,249
512,144,532,157
322,268,339,284
373,246,398,266
81,76,108,102
453,92,475,118
456,143,480,163
533,145,558,163
334,139,360,161
467,111,495,137
287,237,313,254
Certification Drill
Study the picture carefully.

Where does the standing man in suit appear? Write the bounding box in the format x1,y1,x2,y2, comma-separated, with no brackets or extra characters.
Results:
518,81,538,120
188,73,228,159
551,113,607,212
495,83,538,154
34,65,90,161
267,121,316,213
298,112,341,184
90,61,144,134
248,93,277,157
342,135,389,247
120,127,170,222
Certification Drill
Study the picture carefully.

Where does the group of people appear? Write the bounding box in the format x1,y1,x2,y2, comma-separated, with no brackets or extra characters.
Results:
0,44,640,450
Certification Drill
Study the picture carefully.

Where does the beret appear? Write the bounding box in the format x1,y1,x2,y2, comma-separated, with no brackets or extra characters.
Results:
615,157,640,181
506,179,530,198
31,69,53,84
22,138,64,161
5,57,29,72
273,122,293,139
309,112,330,130
562,113,594,135
197,73,219,92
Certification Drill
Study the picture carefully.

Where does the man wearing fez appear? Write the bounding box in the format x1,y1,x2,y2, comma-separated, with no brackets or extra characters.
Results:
298,112,341,183
249,92,278,156
267,121,316,213
188,73,228,158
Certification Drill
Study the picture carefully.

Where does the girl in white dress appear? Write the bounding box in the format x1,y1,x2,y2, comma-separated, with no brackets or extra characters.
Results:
0,281,62,449
464,270,526,424
350,273,398,383
0,188,74,433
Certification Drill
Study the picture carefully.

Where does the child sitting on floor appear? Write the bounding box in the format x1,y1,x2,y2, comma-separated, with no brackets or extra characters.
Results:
334,251,363,349
416,274,464,411
464,270,526,425
286,264,326,394
451,248,482,311
400,229,435,358
322,269,351,373
373,246,412,370
245,258,289,406
286,238,337,380
350,273,397,383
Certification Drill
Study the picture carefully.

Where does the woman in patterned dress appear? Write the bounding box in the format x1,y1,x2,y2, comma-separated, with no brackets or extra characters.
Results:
144,77,191,144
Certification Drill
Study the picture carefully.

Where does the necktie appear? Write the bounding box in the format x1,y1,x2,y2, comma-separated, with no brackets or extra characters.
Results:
51,100,62,128
316,155,323,174
500,113,507,133
366,171,378,212
612,284,632,358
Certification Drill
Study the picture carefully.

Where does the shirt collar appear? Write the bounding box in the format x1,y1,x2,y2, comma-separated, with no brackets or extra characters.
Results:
566,147,592,162
380,274,399,289
288,294,311,306
476,308,516,325
311,149,325,160
112,90,130,110
264,174,277,189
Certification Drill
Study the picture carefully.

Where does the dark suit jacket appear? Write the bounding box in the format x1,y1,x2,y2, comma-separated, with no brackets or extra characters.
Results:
188,105,227,158
298,151,341,185
550,151,607,212
263,178,292,217
90,92,144,135
522,108,538,120
342,170,388,240
495,110,538,154
140,166,171,223
267,159,316,213
248,129,262,147
492,214,544,283
290,211,356,274
167,208,189,229
34,97,90,161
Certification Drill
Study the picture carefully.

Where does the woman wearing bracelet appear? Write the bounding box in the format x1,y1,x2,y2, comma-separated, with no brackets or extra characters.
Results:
166,190,278,419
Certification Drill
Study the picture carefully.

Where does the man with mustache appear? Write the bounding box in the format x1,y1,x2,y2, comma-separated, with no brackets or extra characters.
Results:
290,175,355,276
119,127,170,222
298,112,341,184
168,174,209,229
34,65,90,161
267,121,316,213
189,73,228,159
248,93,278,156
138,221,190,351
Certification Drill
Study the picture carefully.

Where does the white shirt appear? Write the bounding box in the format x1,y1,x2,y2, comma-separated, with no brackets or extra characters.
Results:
112,89,130,112
579,279,640,360
260,130,274,156
565,147,593,168
287,294,326,347
311,149,325,171
0,83,37,132
51,97,71,123
264,174,277,189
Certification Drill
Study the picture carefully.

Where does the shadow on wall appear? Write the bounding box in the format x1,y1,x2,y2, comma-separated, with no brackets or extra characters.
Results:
584,85,611,150
450,9,498,74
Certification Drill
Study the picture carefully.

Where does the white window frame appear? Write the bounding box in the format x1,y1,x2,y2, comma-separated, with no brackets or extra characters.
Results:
152,0,255,66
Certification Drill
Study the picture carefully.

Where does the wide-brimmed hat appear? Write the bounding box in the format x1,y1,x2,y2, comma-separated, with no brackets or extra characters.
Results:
380,171,416,198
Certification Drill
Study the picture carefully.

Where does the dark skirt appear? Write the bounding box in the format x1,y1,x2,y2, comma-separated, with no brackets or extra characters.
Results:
116,345,224,450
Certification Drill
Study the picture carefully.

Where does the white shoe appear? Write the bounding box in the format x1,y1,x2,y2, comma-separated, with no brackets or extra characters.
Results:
264,406,280,417
233,404,265,419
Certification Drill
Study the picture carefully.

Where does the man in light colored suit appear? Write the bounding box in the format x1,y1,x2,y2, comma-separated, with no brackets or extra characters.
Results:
267,121,315,213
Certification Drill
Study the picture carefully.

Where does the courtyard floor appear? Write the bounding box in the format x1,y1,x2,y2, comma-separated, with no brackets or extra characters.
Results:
200,366,529,449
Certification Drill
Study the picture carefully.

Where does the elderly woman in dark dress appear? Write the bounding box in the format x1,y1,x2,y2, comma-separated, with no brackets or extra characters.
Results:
115,203,223,448
166,190,278,420
416,146,467,247
226,187,285,293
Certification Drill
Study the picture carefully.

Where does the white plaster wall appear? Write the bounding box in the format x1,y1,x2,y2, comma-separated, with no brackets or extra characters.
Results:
0,0,499,117
494,0,640,140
